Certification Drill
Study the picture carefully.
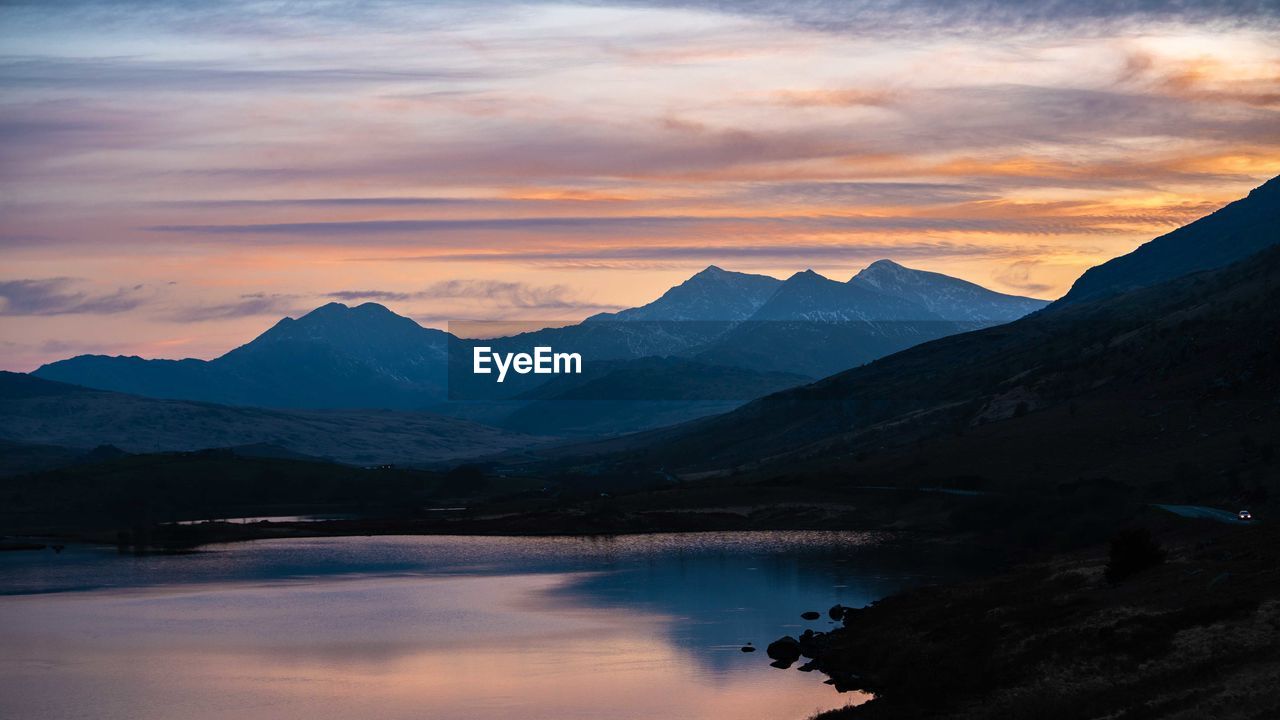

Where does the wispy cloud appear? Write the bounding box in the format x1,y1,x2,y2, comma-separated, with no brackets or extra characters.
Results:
993,259,1055,295
0,56,487,92
373,240,1105,266
0,278,149,316
165,293,304,322
143,212,1142,240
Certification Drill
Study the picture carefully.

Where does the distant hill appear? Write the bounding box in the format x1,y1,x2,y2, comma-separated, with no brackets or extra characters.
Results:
35,302,450,410
0,372,543,466
1058,174,1280,304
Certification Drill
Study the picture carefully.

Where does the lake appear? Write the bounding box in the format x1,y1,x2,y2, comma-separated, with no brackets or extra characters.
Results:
0,532,961,720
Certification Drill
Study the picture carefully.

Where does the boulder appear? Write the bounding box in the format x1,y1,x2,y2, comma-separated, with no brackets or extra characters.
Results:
766,635,802,663
801,611,821,620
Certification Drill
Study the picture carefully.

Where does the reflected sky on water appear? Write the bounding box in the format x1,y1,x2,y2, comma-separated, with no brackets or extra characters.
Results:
0,532,974,720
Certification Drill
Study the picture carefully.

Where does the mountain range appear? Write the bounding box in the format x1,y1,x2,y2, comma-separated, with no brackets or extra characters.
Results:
4,174,1278,488
541,174,1280,486
32,260,1048,430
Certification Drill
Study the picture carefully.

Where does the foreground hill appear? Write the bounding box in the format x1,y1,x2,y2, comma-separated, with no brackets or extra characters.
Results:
0,372,543,467
1058,174,1280,305
547,188,1280,496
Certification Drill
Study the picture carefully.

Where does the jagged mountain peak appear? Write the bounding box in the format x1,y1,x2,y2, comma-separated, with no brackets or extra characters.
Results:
785,269,827,282
691,264,727,277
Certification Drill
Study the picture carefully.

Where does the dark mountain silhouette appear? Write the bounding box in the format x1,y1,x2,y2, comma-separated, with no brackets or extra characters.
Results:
1058,174,1280,304
35,302,450,409
447,263,1043,421
746,268,939,322
0,371,542,467
545,180,1280,485
691,264,1044,377
32,264,1045,422
485,266,783,365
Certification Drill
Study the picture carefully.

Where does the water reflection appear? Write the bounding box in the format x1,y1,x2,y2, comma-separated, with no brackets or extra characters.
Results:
0,533,968,720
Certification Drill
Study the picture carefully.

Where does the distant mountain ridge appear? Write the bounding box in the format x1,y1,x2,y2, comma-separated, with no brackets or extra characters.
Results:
588,265,782,322
32,260,1047,426
748,269,928,322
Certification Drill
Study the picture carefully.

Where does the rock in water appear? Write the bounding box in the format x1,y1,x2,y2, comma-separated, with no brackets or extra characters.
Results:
766,636,802,663
740,645,756,653
801,611,821,620
828,604,845,621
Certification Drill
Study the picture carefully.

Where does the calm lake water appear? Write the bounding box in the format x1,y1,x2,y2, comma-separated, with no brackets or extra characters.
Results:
0,532,960,720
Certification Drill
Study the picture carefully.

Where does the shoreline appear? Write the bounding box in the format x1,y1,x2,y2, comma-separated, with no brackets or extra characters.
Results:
777,520,1278,719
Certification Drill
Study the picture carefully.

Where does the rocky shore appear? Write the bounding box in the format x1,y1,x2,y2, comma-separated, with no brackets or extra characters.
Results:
764,520,1280,719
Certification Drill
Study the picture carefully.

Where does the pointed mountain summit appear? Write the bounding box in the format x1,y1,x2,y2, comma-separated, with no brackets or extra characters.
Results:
1058,174,1280,305
850,259,1049,321
591,265,781,322
227,302,447,368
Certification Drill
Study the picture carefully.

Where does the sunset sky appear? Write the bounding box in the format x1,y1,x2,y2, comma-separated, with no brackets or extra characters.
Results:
2,0,1279,370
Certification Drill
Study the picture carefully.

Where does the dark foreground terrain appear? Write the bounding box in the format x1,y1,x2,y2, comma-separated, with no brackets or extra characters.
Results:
795,518,1279,720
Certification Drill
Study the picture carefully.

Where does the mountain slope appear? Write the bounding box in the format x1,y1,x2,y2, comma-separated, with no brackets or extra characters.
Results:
0,372,542,466
497,357,811,436
1058,175,1280,304
850,259,1048,321
571,237,1280,484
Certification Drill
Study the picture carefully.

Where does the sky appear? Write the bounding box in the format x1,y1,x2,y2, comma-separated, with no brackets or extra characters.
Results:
2,0,1279,370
